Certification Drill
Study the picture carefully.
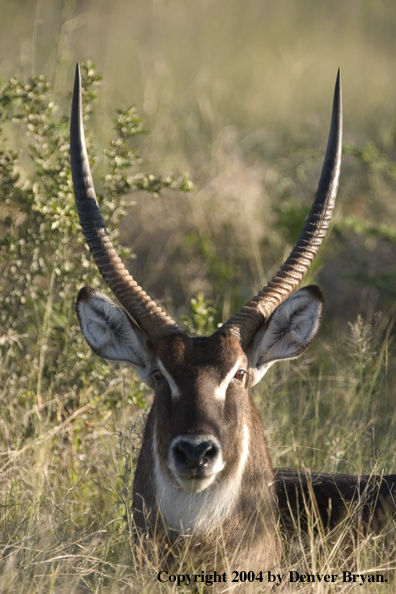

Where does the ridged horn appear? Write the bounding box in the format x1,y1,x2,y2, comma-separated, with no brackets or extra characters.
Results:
70,63,182,341
221,69,343,347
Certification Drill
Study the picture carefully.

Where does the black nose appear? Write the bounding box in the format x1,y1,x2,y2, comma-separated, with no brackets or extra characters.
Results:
173,438,219,472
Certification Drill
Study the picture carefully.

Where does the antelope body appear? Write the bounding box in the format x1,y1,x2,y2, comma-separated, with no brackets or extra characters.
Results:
70,65,395,574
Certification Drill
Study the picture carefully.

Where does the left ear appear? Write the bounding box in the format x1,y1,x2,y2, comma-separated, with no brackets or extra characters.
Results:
247,286,324,386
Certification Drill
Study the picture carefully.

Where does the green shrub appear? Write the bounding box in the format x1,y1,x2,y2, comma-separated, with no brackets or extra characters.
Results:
0,62,191,444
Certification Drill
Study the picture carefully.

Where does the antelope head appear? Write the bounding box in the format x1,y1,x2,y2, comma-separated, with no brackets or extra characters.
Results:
70,65,342,546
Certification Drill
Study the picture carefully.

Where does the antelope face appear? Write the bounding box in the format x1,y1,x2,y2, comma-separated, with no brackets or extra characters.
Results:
77,284,324,498
153,333,248,493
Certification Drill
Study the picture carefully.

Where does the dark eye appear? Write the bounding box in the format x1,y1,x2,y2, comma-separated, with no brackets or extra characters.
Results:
234,369,246,383
153,370,165,383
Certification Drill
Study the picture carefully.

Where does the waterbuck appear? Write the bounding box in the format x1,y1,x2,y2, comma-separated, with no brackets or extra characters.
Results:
70,64,396,576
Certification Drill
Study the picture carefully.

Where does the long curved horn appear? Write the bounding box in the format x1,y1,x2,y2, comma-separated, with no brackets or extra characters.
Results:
70,63,181,341
221,69,342,347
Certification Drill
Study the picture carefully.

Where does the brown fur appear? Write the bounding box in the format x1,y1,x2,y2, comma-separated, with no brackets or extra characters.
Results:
133,333,280,578
276,468,396,535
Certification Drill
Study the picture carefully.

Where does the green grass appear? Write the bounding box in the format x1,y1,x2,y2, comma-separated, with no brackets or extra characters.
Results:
1,0,396,591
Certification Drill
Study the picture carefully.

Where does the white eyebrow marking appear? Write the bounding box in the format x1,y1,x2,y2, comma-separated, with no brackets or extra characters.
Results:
213,359,244,401
157,360,181,399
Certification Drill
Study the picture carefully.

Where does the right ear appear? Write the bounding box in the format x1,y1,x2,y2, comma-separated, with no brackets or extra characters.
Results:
76,287,153,385
246,286,324,386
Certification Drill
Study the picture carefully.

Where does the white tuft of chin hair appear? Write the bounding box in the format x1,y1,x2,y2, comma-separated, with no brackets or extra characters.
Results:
153,423,250,535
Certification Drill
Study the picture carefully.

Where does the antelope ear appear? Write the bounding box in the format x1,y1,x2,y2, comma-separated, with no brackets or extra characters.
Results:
247,286,324,386
76,287,153,385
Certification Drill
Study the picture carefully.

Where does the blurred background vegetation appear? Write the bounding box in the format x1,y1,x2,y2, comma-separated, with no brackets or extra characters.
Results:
0,1,396,592
2,0,396,323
